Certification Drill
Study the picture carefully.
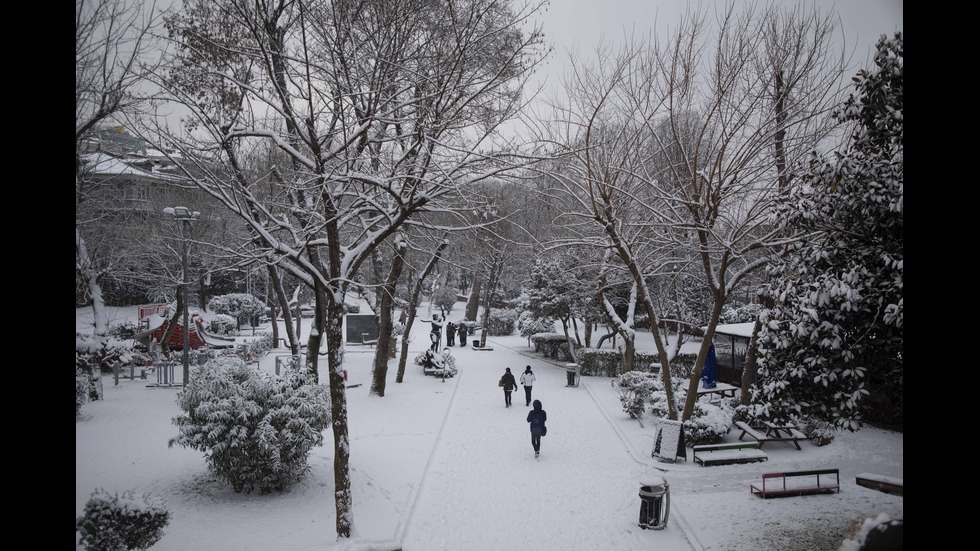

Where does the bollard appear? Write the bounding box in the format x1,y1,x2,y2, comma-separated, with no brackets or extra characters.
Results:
638,477,670,530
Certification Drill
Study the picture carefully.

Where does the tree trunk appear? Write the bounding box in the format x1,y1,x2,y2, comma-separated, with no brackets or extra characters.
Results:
740,318,763,405
681,296,727,421
271,268,299,355
465,277,481,321
371,238,406,396
621,334,635,375
266,269,279,346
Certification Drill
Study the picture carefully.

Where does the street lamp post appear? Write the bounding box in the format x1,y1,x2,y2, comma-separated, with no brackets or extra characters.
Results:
164,206,200,386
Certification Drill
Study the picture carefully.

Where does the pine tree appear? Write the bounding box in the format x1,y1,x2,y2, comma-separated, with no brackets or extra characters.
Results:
754,33,903,430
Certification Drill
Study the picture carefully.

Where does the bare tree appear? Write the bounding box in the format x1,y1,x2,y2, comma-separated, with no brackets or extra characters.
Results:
152,0,546,539
541,3,849,421
76,0,167,334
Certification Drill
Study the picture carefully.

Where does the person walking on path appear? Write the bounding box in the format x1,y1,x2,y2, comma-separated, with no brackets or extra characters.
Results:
457,322,468,347
500,367,518,407
527,400,547,457
445,321,456,347
520,365,536,406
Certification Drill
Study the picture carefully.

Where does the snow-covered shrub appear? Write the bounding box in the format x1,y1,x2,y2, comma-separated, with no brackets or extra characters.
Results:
840,513,903,551
207,314,237,336
76,367,89,416
207,293,266,328
248,332,274,358
682,401,734,446
719,303,761,324
76,334,140,374
518,312,556,344
798,416,836,446
579,348,622,377
169,357,331,493
486,308,518,336
75,488,171,551
617,371,659,419
577,348,662,376
108,321,140,340
530,333,576,360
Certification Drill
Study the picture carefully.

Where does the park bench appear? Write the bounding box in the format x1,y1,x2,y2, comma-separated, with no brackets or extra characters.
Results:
750,469,840,499
734,421,805,450
856,473,903,496
692,442,768,466
361,333,379,347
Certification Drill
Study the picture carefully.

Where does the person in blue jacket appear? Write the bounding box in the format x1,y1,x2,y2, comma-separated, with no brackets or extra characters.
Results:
526,400,547,457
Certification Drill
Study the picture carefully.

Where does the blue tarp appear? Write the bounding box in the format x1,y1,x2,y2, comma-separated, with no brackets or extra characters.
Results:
701,344,717,389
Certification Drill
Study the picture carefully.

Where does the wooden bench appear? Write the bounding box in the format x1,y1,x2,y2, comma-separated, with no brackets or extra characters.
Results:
856,473,903,496
693,442,768,466
361,333,379,347
751,469,840,498
735,421,804,450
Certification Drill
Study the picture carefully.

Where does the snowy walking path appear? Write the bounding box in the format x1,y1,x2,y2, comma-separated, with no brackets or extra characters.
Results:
398,339,696,550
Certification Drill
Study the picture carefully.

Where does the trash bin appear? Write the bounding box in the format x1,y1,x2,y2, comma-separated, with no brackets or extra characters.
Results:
638,477,670,530
565,363,578,387
473,339,480,347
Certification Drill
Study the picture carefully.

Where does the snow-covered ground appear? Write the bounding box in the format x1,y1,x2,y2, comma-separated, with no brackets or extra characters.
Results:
76,306,903,550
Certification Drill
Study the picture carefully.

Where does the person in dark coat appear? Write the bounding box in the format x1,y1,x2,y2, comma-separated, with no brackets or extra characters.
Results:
527,399,547,457
500,367,518,407
445,321,456,346
457,322,468,347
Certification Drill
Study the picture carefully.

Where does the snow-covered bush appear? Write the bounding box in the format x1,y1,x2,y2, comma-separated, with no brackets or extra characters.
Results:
840,513,903,551
248,332,274,358
75,488,171,551
682,401,734,446
617,371,659,419
580,348,623,377
530,333,577,361
108,321,140,340
76,367,89,416
798,416,836,446
169,357,331,493
518,312,556,344
207,293,266,329
577,348,662,376
207,314,237,336
486,308,518,336
76,334,141,374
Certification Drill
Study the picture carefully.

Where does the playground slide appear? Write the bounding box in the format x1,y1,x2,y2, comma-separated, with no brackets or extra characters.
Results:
193,317,236,348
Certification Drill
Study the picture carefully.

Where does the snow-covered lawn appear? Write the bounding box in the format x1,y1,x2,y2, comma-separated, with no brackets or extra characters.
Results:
76,306,902,550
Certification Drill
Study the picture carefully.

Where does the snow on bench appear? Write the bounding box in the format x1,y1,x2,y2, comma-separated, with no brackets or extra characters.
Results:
693,442,768,466
856,473,903,496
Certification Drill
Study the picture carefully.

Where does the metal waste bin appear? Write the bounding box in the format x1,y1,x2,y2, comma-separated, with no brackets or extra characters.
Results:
638,477,670,530
473,339,480,347
565,363,579,387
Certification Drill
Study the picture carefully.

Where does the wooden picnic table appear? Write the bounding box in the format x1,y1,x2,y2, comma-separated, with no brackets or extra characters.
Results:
696,382,738,401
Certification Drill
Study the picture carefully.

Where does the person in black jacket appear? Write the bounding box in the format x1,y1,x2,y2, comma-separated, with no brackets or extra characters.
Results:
457,322,468,347
445,321,456,347
500,367,518,407
527,400,547,457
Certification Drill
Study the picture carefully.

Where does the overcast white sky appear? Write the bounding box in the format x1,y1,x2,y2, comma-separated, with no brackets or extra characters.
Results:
527,0,904,96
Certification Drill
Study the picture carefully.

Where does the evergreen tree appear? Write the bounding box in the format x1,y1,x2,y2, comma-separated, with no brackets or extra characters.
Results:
754,33,903,430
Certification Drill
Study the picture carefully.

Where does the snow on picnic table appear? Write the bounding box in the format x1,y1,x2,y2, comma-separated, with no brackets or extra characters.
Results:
76,306,903,550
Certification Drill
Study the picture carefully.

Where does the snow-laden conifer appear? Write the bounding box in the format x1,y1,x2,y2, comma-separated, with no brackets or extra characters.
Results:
169,356,331,493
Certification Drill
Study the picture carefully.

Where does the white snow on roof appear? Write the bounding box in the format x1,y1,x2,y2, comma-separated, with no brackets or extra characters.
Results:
712,322,756,338
81,152,155,177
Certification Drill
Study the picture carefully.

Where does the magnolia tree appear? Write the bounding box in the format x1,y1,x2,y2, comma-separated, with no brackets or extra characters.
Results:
151,0,546,538
754,33,904,431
